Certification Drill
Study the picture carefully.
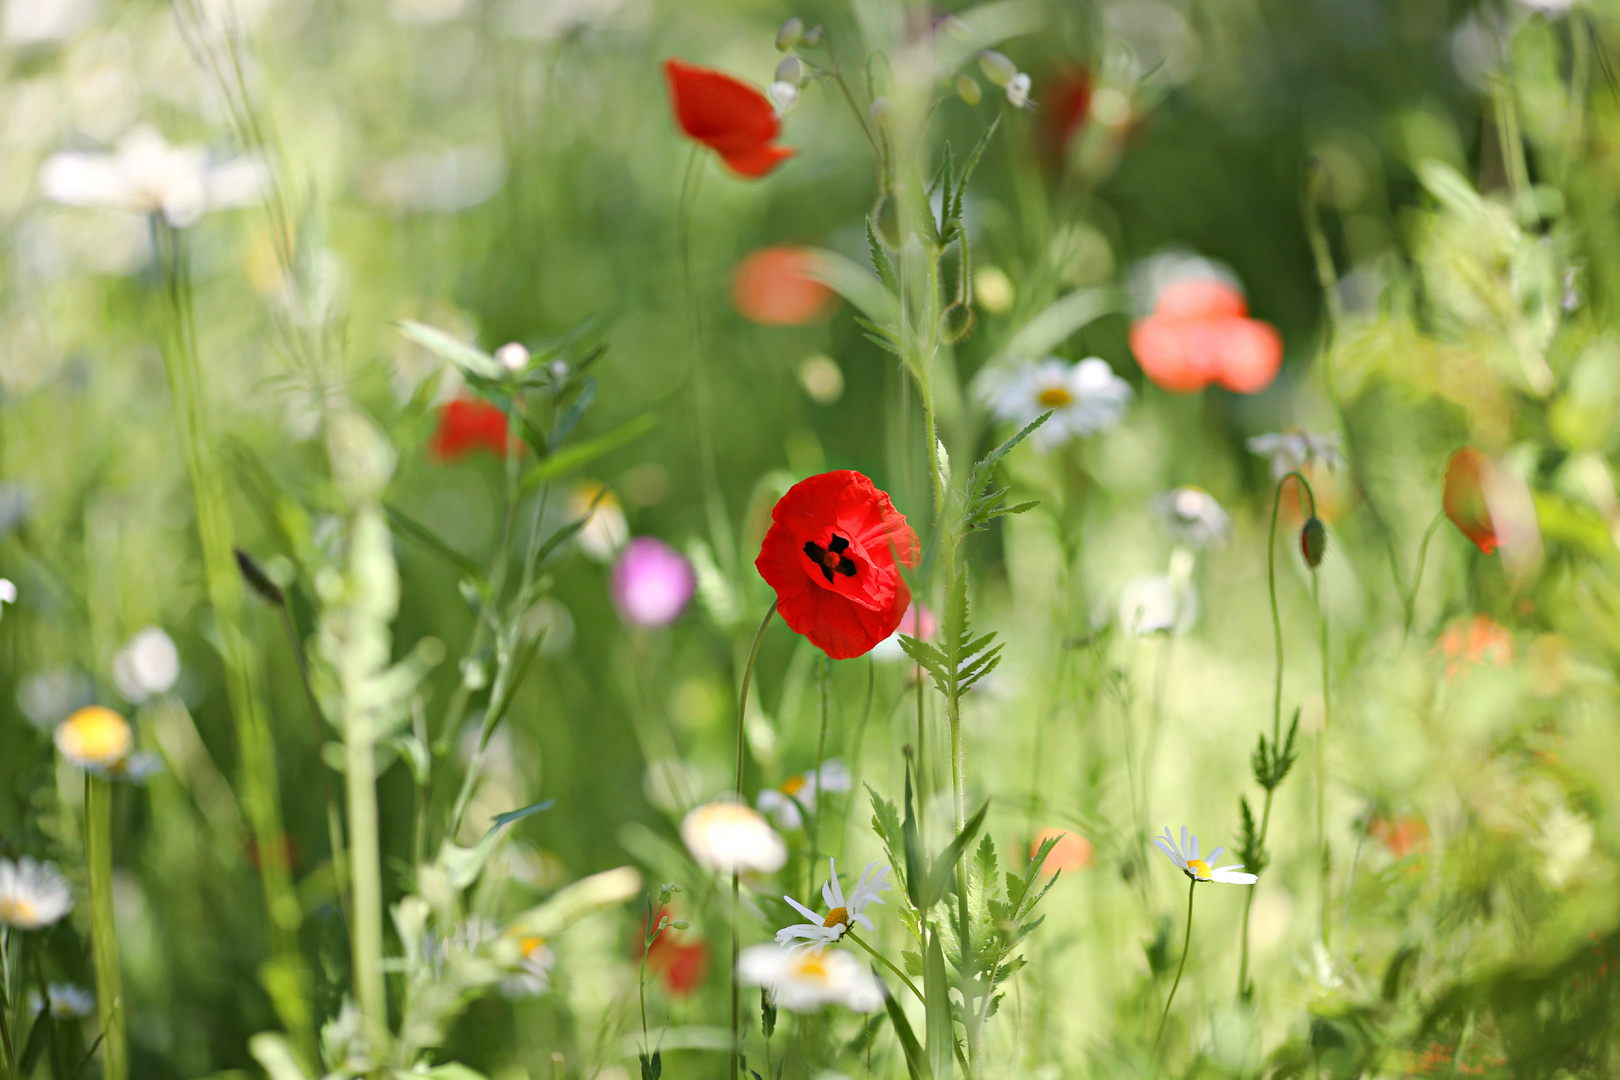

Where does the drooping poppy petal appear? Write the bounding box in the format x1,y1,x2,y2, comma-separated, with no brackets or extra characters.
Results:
664,59,793,179
1443,448,1499,554
430,398,514,461
733,247,837,325
1210,317,1283,393
756,470,919,660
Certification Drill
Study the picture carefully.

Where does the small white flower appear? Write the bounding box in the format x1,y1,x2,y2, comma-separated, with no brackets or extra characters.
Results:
495,342,530,373
1152,826,1257,885
0,857,74,930
32,984,94,1020
40,126,269,229
1246,430,1343,482
770,80,799,114
738,944,884,1013
775,859,891,950
1154,487,1230,548
1005,72,1033,109
756,760,852,829
0,578,14,617
500,935,554,998
979,357,1132,450
681,800,787,875
111,626,179,704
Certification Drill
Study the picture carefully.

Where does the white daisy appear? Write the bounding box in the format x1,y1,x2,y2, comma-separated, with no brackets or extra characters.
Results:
39,126,269,229
111,626,180,704
1118,573,1197,637
980,357,1133,450
0,857,74,930
756,761,853,830
500,935,554,998
1154,487,1231,548
32,984,95,1020
775,859,891,950
53,705,133,772
1152,826,1257,885
681,800,787,875
0,578,15,617
738,943,884,1013
1246,429,1344,482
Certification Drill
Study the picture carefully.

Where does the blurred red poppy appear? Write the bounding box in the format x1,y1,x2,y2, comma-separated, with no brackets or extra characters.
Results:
1031,827,1093,877
1435,614,1513,680
1442,448,1499,554
642,906,709,996
664,59,793,178
733,247,836,325
1368,814,1429,858
431,398,514,461
756,470,919,659
1040,68,1093,162
1129,278,1283,394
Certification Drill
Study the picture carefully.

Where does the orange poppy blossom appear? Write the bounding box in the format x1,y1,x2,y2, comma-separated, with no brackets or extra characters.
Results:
1030,828,1093,876
1129,278,1283,394
1433,614,1513,680
664,60,794,179
732,247,836,325
430,398,517,461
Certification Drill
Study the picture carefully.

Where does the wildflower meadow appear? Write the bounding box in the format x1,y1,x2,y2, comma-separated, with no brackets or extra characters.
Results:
2,0,1619,1078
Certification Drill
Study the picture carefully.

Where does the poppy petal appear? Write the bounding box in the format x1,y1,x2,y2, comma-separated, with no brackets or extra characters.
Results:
664,60,780,150
1211,318,1283,394
717,142,795,178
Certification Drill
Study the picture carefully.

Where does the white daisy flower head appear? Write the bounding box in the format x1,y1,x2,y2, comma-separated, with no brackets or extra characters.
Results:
0,857,74,930
681,800,787,875
756,760,853,829
111,626,180,704
980,357,1133,451
775,858,892,950
1118,573,1198,637
738,943,884,1013
500,935,554,998
39,125,269,229
34,984,95,1020
0,578,15,614
1153,826,1257,885
1155,487,1231,548
1246,429,1344,482
570,482,628,563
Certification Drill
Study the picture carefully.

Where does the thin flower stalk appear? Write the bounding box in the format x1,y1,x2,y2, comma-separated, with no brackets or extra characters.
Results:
1151,878,1196,1065
152,222,313,1061
1237,470,1315,995
85,774,126,1080
731,601,777,1080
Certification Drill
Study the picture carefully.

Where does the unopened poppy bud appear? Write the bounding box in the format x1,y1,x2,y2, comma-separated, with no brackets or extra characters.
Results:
775,56,805,86
1300,517,1327,569
1006,72,1032,109
979,49,1017,88
775,17,803,51
941,300,975,343
770,81,799,112
495,342,529,373
872,193,902,248
234,547,284,606
800,24,823,46
956,74,982,105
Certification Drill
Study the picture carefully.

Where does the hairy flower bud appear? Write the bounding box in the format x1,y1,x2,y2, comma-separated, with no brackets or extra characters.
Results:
775,55,806,87
800,24,823,47
1300,517,1327,569
941,300,975,343
955,74,982,105
775,17,803,51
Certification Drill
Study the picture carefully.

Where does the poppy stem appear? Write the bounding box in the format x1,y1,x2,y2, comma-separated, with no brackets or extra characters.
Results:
732,601,777,1080
1151,879,1197,1067
807,654,831,896
1403,511,1447,640
1315,571,1331,950
1238,470,1314,997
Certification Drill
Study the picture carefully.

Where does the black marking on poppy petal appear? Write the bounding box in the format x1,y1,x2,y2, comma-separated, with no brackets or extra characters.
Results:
803,535,859,584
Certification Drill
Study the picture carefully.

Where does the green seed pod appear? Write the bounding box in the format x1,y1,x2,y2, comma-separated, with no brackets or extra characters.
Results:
872,192,902,248
775,17,803,51
941,300,975,344
979,49,1016,88
955,73,982,106
1300,516,1327,569
800,24,823,47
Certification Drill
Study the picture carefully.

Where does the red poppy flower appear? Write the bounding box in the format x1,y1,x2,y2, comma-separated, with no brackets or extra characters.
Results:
1040,68,1093,164
1443,448,1499,554
664,59,794,178
733,247,836,325
641,907,709,996
1129,277,1283,394
430,398,514,461
756,470,919,660
1368,814,1430,858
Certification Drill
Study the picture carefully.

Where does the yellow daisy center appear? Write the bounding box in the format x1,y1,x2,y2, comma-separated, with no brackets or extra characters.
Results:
780,775,808,796
0,897,38,925
1186,858,1212,880
1036,386,1074,408
822,906,849,928
796,954,830,981
518,936,546,959
56,706,132,768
